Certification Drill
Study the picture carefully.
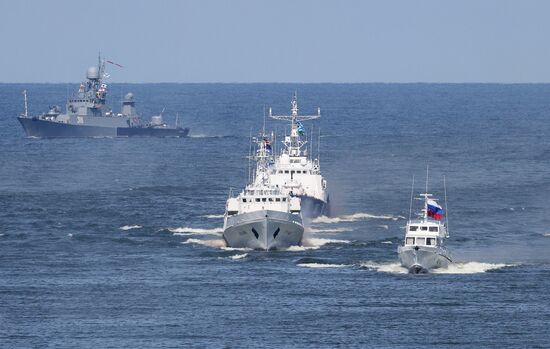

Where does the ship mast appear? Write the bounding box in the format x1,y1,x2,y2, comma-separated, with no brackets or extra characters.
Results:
249,132,273,188
22,90,28,117
269,92,320,158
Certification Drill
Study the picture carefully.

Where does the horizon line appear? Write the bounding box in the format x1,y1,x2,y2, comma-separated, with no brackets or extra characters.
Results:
3,81,550,85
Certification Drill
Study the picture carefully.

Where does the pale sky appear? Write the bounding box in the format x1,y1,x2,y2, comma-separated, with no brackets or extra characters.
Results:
1,0,549,83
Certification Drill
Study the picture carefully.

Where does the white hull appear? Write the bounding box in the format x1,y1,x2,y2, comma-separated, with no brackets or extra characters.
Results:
223,210,303,250
397,245,451,274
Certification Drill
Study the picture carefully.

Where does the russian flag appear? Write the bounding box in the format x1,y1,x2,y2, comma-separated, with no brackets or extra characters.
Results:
427,199,444,220
263,138,271,152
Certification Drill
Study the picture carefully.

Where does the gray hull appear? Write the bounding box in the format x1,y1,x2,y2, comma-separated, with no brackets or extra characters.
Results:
298,195,330,218
223,210,304,250
18,117,189,138
18,116,118,138
117,126,189,138
398,246,451,274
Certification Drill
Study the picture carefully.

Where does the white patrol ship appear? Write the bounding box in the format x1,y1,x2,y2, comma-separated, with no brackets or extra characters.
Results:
223,134,304,250
398,174,452,273
268,93,330,218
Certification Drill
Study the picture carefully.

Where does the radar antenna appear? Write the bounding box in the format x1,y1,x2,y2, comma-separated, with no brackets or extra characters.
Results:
268,92,320,158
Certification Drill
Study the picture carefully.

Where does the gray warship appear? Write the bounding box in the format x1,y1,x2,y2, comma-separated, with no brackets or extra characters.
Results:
17,56,189,138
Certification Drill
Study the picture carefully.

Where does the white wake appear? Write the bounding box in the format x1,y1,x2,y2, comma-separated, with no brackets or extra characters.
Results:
169,227,223,236
201,214,225,219
312,212,402,224
432,262,514,274
306,227,350,234
119,225,142,231
182,238,226,248
361,261,514,274
297,263,349,268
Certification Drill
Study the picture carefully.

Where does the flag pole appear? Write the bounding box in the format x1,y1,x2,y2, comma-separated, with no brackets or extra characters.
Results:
444,175,449,237
408,175,415,221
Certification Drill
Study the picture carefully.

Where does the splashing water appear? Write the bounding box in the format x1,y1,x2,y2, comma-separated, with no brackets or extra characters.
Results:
432,262,515,274
303,237,351,248
119,225,142,231
297,263,349,268
182,238,226,248
228,253,248,260
312,212,402,224
169,227,223,236
361,261,515,274
201,214,225,219
361,261,408,274
306,227,351,234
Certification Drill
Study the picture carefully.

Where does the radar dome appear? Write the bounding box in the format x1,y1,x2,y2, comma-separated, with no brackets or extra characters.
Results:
86,66,99,79
124,93,134,102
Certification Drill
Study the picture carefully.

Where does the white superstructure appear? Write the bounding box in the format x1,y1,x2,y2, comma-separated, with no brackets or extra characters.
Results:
397,174,452,273
223,134,304,250
268,93,330,218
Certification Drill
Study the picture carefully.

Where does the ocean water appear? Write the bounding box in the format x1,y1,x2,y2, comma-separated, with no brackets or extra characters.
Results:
1,83,550,348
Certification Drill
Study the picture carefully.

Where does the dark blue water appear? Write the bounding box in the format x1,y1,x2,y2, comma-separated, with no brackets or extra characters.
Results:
1,83,550,348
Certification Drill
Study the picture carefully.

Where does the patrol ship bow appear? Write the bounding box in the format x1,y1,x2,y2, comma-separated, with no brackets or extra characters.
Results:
223,133,304,250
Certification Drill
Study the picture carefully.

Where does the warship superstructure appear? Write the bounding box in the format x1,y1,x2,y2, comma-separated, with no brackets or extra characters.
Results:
398,174,451,274
17,56,189,138
268,93,330,218
223,134,304,250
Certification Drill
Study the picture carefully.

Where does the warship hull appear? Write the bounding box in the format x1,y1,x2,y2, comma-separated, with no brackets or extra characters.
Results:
398,246,451,274
18,117,118,138
299,195,330,218
117,127,189,137
223,210,304,250
18,117,189,138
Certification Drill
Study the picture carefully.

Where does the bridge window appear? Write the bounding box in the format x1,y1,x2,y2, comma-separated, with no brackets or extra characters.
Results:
275,198,281,202
406,237,415,245
409,226,418,231
243,198,247,202
429,227,438,232
255,198,260,202
420,226,428,231
285,170,289,174
282,198,287,202
416,237,426,245
262,198,267,202
268,198,273,202
426,238,436,246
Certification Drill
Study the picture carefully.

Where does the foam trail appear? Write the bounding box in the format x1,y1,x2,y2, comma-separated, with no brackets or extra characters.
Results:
361,261,514,274
544,233,550,237
221,246,252,252
183,238,226,248
432,262,514,274
297,263,349,268
202,214,225,219
381,241,393,244
312,212,401,224
228,253,248,260
361,261,408,274
306,227,350,234
188,134,226,139
119,225,142,231
284,245,320,252
169,227,223,236
304,237,351,248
